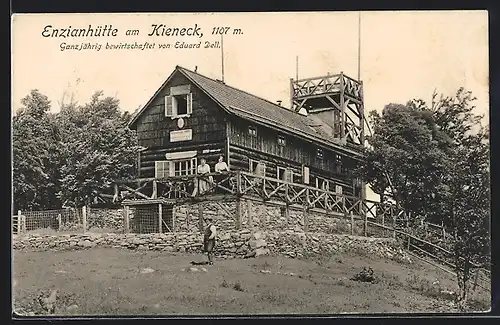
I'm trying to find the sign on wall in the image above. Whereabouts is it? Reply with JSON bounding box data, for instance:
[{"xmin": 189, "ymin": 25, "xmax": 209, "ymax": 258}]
[{"xmin": 170, "ymin": 129, "xmax": 193, "ymax": 142}]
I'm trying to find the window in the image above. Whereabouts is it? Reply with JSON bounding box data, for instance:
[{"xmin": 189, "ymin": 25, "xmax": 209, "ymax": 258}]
[
  {"xmin": 248, "ymin": 126, "xmax": 257, "ymax": 137},
  {"xmin": 278, "ymin": 135, "xmax": 286, "ymax": 146},
  {"xmin": 155, "ymin": 158, "xmax": 197, "ymax": 178},
  {"xmin": 249, "ymin": 159, "xmax": 266, "ymax": 176},
  {"xmin": 335, "ymin": 154, "xmax": 342, "ymax": 174},
  {"xmin": 165, "ymin": 92, "xmax": 193, "ymax": 118},
  {"xmin": 316, "ymin": 148, "xmax": 324, "ymax": 159},
  {"xmin": 155, "ymin": 161, "xmax": 170, "ymax": 178},
  {"xmin": 335, "ymin": 184, "xmax": 343, "ymax": 194},
  {"xmin": 315, "ymin": 177, "xmax": 329, "ymax": 191},
  {"xmin": 171, "ymin": 158, "xmax": 197, "ymax": 176}
]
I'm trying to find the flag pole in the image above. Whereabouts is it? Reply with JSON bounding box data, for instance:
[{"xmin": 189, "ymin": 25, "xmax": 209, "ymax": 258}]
[
  {"xmin": 357, "ymin": 11, "xmax": 361, "ymax": 82},
  {"xmin": 221, "ymin": 34, "xmax": 225, "ymax": 82}
]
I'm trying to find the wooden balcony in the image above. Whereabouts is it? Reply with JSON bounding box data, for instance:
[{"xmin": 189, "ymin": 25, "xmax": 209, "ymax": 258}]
[{"xmin": 96, "ymin": 171, "xmax": 402, "ymax": 221}]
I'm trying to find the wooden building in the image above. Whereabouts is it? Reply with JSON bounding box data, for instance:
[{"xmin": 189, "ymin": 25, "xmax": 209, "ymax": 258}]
[{"xmin": 127, "ymin": 65, "xmax": 366, "ymax": 200}]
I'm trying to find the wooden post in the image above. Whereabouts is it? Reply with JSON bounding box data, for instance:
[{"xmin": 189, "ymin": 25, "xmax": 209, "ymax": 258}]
[
  {"xmin": 381, "ymin": 213, "xmax": 385, "ymax": 237},
  {"xmin": 21, "ymin": 215, "xmax": 26, "ymax": 234},
  {"xmin": 235, "ymin": 199, "xmax": 242, "ymax": 229},
  {"xmin": 113, "ymin": 183, "xmax": 119, "ymax": 203},
  {"xmin": 350, "ymin": 211, "xmax": 354, "ymax": 236},
  {"xmin": 280, "ymin": 206, "xmax": 290, "ymax": 225},
  {"xmin": 172, "ymin": 207, "xmax": 176, "ymax": 233},
  {"xmin": 303, "ymin": 206, "xmax": 309, "ymax": 232},
  {"xmin": 17, "ymin": 210, "xmax": 22, "ymax": 234},
  {"xmin": 340, "ymin": 71, "xmax": 345, "ymax": 141},
  {"xmin": 247, "ymin": 200, "xmax": 253, "ymax": 228},
  {"xmin": 198, "ymin": 203, "xmax": 204, "ymax": 232},
  {"xmin": 152, "ymin": 180, "xmax": 158, "ymax": 199},
  {"xmin": 123, "ymin": 206, "xmax": 130, "ymax": 233},
  {"xmin": 236, "ymin": 170, "xmax": 242, "ymax": 195},
  {"xmin": 57, "ymin": 214, "xmax": 62, "ymax": 231},
  {"xmin": 392, "ymin": 216, "xmax": 396, "ymax": 239},
  {"xmin": 363, "ymin": 205, "xmax": 368, "ymax": 237},
  {"xmin": 82, "ymin": 206, "xmax": 87, "ymax": 233},
  {"xmin": 158, "ymin": 204, "xmax": 163, "ymax": 233}
]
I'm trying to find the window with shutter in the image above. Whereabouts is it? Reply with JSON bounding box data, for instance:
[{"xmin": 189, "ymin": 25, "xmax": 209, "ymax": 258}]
[
  {"xmin": 187, "ymin": 93, "xmax": 193, "ymax": 115},
  {"xmin": 165, "ymin": 96, "xmax": 174, "ymax": 117},
  {"xmin": 303, "ymin": 166, "xmax": 310, "ymax": 184}
]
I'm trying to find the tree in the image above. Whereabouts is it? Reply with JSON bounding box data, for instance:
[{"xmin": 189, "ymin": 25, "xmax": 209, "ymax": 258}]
[
  {"xmin": 12, "ymin": 89, "xmax": 139, "ymax": 210},
  {"xmin": 361, "ymin": 102, "xmax": 452, "ymax": 225},
  {"xmin": 362, "ymin": 88, "xmax": 490, "ymax": 305},
  {"xmin": 12, "ymin": 90, "xmax": 61, "ymax": 211},
  {"xmin": 57, "ymin": 91, "xmax": 138, "ymax": 207}
]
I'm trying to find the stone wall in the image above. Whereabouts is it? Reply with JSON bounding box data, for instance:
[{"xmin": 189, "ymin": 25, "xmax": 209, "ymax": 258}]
[
  {"xmin": 76, "ymin": 201, "xmax": 374, "ymax": 247},
  {"xmin": 12, "ymin": 229, "xmax": 412, "ymax": 264},
  {"xmin": 172, "ymin": 201, "xmax": 365, "ymax": 236},
  {"xmin": 87, "ymin": 208, "xmax": 124, "ymax": 232}
]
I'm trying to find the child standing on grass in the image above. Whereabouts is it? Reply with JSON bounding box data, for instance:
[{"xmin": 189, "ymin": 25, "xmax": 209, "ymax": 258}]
[{"xmin": 203, "ymin": 216, "xmax": 217, "ymax": 265}]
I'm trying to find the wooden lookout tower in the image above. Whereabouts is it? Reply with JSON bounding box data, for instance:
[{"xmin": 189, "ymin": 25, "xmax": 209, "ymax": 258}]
[{"xmin": 290, "ymin": 73, "xmax": 365, "ymax": 148}]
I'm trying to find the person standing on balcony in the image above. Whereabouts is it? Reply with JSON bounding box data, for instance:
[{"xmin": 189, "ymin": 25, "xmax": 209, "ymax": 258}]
[
  {"xmin": 203, "ymin": 216, "xmax": 217, "ymax": 265},
  {"xmin": 192, "ymin": 158, "xmax": 211, "ymax": 196},
  {"xmin": 214, "ymin": 155, "xmax": 229, "ymax": 194}
]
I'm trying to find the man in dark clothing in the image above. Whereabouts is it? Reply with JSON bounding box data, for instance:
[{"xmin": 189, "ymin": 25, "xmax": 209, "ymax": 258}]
[{"xmin": 203, "ymin": 216, "xmax": 216, "ymax": 265}]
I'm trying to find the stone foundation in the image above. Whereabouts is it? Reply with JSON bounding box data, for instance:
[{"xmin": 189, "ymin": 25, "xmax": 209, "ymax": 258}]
[{"xmin": 12, "ymin": 229, "xmax": 412, "ymax": 265}]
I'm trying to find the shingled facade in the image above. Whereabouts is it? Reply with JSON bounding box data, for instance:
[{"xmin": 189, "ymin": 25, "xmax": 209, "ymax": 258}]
[{"xmin": 128, "ymin": 66, "xmax": 365, "ymax": 198}]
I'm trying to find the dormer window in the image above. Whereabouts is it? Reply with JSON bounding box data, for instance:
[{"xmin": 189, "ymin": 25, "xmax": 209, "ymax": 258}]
[
  {"xmin": 316, "ymin": 148, "xmax": 324, "ymax": 159},
  {"xmin": 278, "ymin": 135, "xmax": 286, "ymax": 146},
  {"xmin": 165, "ymin": 85, "xmax": 193, "ymax": 118},
  {"xmin": 248, "ymin": 126, "xmax": 257, "ymax": 137}
]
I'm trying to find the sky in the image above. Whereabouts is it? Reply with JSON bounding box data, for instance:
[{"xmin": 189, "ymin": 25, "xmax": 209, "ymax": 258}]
[
  {"xmin": 12, "ymin": 11, "xmax": 489, "ymax": 121},
  {"xmin": 11, "ymin": 11, "xmax": 489, "ymax": 201}
]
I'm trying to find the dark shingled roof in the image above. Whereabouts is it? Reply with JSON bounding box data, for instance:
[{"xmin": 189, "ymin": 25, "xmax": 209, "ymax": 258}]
[{"xmin": 177, "ymin": 66, "xmax": 344, "ymax": 148}]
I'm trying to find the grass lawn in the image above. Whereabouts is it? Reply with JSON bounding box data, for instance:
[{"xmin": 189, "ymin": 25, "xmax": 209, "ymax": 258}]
[{"xmin": 12, "ymin": 248, "xmax": 490, "ymax": 316}]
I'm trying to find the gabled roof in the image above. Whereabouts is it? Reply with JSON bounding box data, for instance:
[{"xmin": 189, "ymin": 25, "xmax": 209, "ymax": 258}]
[{"xmin": 129, "ymin": 65, "xmax": 363, "ymax": 157}]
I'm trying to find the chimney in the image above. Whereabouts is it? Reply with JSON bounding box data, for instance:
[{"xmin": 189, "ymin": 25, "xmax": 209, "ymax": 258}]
[
  {"xmin": 277, "ymin": 100, "xmax": 282, "ymax": 106},
  {"xmin": 194, "ymin": 66, "xmax": 198, "ymax": 73}
]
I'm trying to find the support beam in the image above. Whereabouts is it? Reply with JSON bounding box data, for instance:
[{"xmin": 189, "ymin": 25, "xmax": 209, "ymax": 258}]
[
  {"xmin": 158, "ymin": 203, "xmax": 163, "ymax": 233},
  {"xmin": 123, "ymin": 206, "xmax": 130, "ymax": 233},
  {"xmin": 235, "ymin": 199, "xmax": 242, "ymax": 229},
  {"xmin": 152, "ymin": 180, "xmax": 158, "ymax": 199},
  {"xmin": 82, "ymin": 206, "xmax": 87, "ymax": 233},
  {"xmin": 340, "ymin": 72, "xmax": 346, "ymax": 141},
  {"xmin": 303, "ymin": 206, "xmax": 309, "ymax": 232},
  {"xmin": 198, "ymin": 203, "xmax": 204, "ymax": 233},
  {"xmin": 247, "ymin": 199, "xmax": 253, "ymax": 228},
  {"xmin": 359, "ymin": 81, "xmax": 365, "ymax": 146}
]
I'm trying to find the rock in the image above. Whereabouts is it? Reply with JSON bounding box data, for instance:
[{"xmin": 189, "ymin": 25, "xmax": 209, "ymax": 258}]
[
  {"xmin": 201, "ymin": 267, "xmax": 208, "ymax": 272},
  {"xmin": 253, "ymin": 231, "xmax": 263, "ymax": 240},
  {"xmin": 245, "ymin": 251, "xmax": 256, "ymax": 258},
  {"xmin": 240, "ymin": 234, "xmax": 251, "ymax": 240},
  {"xmin": 255, "ymin": 248, "xmax": 270, "ymax": 257},
  {"xmin": 260, "ymin": 270, "xmax": 272, "ymax": 274},
  {"xmin": 187, "ymin": 267, "xmax": 199, "ymax": 272},
  {"xmin": 140, "ymin": 268, "xmax": 155, "ymax": 274},
  {"xmin": 66, "ymin": 305, "xmax": 79, "ymax": 313}
]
